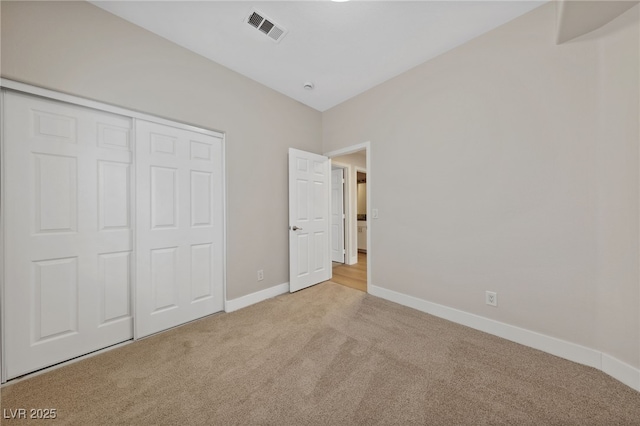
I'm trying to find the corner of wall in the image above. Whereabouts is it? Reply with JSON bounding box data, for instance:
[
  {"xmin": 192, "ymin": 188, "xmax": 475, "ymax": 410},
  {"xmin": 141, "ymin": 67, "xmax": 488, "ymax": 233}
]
[
  {"xmin": 225, "ymin": 282, "xmax": 289, "ymax": 313},
  {"xmin": 370, "ymin": 284, "xmax": 640, "ymax": 392}
]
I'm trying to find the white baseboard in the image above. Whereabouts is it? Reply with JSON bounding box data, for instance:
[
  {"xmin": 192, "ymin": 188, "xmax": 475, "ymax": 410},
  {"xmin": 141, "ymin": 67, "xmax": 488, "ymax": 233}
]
[
  {"xmin": 369, "ymin": 285, "xmax": 640, "ymax": 392},
  {"xmin": 602, "ymin": 353, "xmax": 640, "ymax": 391},
  {"xmin": 225, "ymin": 282, "xmax": 289, "ymax": 313}
]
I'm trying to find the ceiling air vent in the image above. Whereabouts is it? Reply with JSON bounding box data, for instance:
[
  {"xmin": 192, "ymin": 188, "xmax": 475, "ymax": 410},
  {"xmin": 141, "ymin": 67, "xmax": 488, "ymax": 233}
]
[{"xmin": 246, "ymin": 9, "xmax": 288, "ymax": 43}]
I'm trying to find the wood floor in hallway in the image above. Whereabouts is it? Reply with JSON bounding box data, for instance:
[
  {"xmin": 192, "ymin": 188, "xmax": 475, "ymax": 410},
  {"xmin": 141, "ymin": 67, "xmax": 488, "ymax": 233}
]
[{"xmin": 331, "ymin": 252, "xmax": 367, "ymax": 292}]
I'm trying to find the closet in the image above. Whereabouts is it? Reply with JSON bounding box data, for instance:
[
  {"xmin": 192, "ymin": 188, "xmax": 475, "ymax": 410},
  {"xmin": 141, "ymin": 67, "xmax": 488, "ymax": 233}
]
[{"xmin": 1, "ymin": 87, "xmax": 225, "ymax": 381}]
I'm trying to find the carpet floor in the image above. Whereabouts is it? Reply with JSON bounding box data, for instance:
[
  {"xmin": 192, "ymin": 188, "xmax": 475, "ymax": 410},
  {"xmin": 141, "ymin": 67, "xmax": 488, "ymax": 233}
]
[{"xmin": 2, "ymin": 282, "xmax": 640, "ymax": 425}]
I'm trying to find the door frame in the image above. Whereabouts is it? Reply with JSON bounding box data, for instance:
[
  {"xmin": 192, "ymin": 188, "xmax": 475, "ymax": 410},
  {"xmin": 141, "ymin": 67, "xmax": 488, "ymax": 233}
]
[
  {"xmin": 0, "ymin": 79, "xmax": 228, "ymax": 383},
  {"xmin": 331, "ymin": 162, "xmax": 350, "ymax": 264},
  {"xmin": 0, "ymin": 89, "xmax": 5, "ymax": 382},
  {"xmin": 324, "ymin": 142, "xmax": 372, "ymax": 291}
]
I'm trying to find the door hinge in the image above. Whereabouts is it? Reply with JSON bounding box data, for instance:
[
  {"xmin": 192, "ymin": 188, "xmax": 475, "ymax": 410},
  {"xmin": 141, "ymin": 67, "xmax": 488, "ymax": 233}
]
[
  {"xmin": 343, "ymin": 249, "xmax": 346, "ymax": 254},
  {"xmin": 342, "ymin": 214, "xmax": 345, "ymax": 219}
]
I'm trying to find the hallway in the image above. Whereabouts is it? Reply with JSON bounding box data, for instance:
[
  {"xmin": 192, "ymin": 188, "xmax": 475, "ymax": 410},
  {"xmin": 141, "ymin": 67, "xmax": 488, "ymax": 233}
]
[{"xmin": 330, "ymin": 253, "xmax": 367, "ymax": 292}]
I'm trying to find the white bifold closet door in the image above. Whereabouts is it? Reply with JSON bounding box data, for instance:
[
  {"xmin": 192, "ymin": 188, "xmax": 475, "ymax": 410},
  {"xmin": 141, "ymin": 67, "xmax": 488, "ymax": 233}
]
[
  {"xmin": 3, "ymin": 90, "xmax": 225, "ymax": 381},
  {"xmin": 3, "ymin": 92, "xmax": 134, "ymax": 380},
  {"xmin": 134, "ymin": 120, "xmax": 224, "ymax": 339}
]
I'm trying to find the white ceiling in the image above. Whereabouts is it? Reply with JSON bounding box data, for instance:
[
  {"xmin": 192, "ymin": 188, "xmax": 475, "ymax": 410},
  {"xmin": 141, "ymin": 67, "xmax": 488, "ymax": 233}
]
[{"xmin": 92, "ymin": 1, "xmax": 545, "ymax": 112}]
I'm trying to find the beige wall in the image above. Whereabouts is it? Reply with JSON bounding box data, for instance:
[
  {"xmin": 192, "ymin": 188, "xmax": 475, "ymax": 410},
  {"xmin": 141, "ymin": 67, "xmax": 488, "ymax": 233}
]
[
  {"xmin": 333, "ymin": 153, "xmax": 367, "ymax": 170},
  {"xmin": 590, "ymin": 6, "xmax": 640, "ymax": 368},
  {"xmin": 0, "ymin": 1, "xmax": 323, "ymax": 300},
  {"xmin": 323, "ymin": 3, "xmax": 640, "ymax": 368}
]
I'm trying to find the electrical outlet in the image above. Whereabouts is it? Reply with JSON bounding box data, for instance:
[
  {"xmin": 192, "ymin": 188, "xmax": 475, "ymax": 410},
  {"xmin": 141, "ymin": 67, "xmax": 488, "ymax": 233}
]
[
  {"xmin": 257, "ymin": 269, "xmax": 264, "ymax": 281},
  {"xmin": 372, "ymin": 208, "xmax": 379, "ymax": 219},
  {"xmin": 486, "ymin": 291, "xmax": 497, "ymax": 307}
]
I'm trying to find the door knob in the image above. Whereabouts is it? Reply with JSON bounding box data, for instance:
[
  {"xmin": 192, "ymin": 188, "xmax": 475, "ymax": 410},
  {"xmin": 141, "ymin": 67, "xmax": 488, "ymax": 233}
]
[{"xmin": 290, "ymin": 226, "xmax": 303, "ymax": 231}]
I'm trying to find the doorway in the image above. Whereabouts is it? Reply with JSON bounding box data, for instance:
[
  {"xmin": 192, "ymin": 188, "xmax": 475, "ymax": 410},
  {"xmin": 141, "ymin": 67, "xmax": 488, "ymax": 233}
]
[
  {"xmin": 325, "ymin": 143, "xmax": 371, "ymax": 293},
  {"xmin": 331, "ymin": 165, "xmax": 347, "ymax": 264}
]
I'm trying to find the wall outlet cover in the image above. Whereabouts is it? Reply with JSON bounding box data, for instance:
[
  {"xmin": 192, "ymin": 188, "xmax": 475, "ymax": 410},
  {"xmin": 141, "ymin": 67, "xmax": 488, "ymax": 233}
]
[{"xmin": 486, "ymin": 291, "xmax": 497, "ymax": 307}]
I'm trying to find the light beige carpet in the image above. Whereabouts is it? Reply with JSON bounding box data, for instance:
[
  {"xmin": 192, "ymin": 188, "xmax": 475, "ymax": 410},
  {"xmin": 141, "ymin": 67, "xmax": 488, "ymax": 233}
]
[{"xmin": 2, "ymin": 282, "xmax": 640, "ymax": 425}]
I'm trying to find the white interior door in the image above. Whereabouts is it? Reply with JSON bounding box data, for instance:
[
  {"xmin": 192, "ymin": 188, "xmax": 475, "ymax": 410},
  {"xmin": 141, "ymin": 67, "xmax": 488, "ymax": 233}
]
[
  {"xmin": 289, "ymin": 148, "xmax": 331, "ymax": 292},
  {"xmin": 135, "ymin": 120, "xmax": 224, "ymax": 338},
  {"xmin": 331, "ymin": 168, "xmax": 346, "ymax": 263},
  {"xmin": 3, "ymin": 92, "xmax": 133, "ymax": 380}
]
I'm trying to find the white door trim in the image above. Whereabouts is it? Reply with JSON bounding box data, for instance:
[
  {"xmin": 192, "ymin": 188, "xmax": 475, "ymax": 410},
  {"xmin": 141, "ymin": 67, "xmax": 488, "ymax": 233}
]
[
  {"xmin": 324, "ymin": 142, "xmax": 372, "ymax": 291},
  {"xmin": 0, "ymin": 79, "xmax": 224, "ymax": 138},
  {"xmin": 0, "ymin": 90, "xmax": 6, "ymax": 382},
  {"xmin": 330, "ymin": 166, "xmax": 346, "ymax": 264},
  {"xmin": 331, "ymin": 161, "xmax": 353, "ymax": 264}
]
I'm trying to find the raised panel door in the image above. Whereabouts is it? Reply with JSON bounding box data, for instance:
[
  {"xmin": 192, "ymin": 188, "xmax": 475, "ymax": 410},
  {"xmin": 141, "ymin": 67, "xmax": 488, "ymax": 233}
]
[
  {"xmin": 135, "ymin": 120, "xmax": 224, "ymax": 338},
  {"xmin": 3, "ymin": 92, "xmax": 133, "ymax": 380},
  {"xmin": 288, "ymin": 148, "xmax": 331, "ymax": 292}
]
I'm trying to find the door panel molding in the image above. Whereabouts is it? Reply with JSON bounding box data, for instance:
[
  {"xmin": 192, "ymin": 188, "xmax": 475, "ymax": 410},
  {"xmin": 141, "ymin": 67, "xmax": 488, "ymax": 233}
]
[
  {"xmin": 135, "ymin": 120, "xmax": 224, "ymax": 339},
  {"xmin": 0, "ymin": 80, "xmax": 227, "ymax": 383},
  {"xmin": 289, "ymin": 148, "xmax": 331, "ymax": 292},
  {"xmin": 3, "ymin": 92, "xmax": 134, "ymax": 380}
]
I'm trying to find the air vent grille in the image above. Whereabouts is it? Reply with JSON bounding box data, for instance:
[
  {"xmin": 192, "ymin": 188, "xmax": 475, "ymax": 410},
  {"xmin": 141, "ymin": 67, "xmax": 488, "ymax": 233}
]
[
  {"xmin": 248, "ymin": 12, "xmax": 262, "ymax": 28},
  {"xmin": 267, "ymin": 27, "xmax": 284, "ymax": 41},
  {"xmin": 245, "ymin": 9, "xmax": 288, "ymax": 43},
  {"xmin": 259, "ymin": 20, "xmax": 274, "ymax": 34}
]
